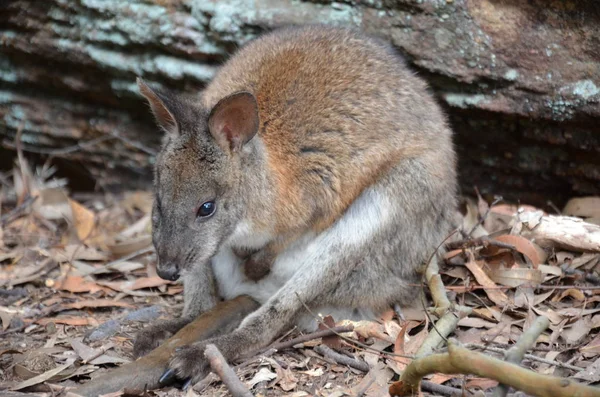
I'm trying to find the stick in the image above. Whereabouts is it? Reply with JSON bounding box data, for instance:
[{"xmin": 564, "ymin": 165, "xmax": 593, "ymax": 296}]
[
  {"xmin": 314, "ymin": 345, "xmax": 370, "ymax": 372},
  {"xmin": 445, "ymin": 236, "xmax": 515, "ymax": 252},
  {"xmin": 421, "ymin": 380, "xmax": 472, "ymax": 396},
  {"xmin": 0, "ymin": 195, "xmax": 37, "ymax": 226},
  {"xmin": 204, "ymin": 344, "xmax": 254, "ymax": 397},
  {"xmin": 494, "ymin": 316, "xmax": 550, "ymax": 397},
  {"xmin": 239, "ymin": 325, "xmax": 354, "ymax": 360},
  {"xmin": 193, "ymin": 348, "xmax": 277, "ymax": 393},
  {"xmin": 389, "ymin": 340, "xmax": 600, "ymax": 397},
  {"xmin": 463, "ymin": 344, "xmax": 583, "ymax": 372}
]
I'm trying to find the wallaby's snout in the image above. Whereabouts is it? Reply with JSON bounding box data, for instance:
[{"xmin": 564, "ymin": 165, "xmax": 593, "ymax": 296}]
[{"xmin": 156, "ymin": 260, "xmax": 180, "ymax": 281}]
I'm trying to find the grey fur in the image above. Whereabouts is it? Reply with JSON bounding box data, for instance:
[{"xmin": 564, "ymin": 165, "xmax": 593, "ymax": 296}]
[{"xmin": 136, "ymin": 25, "xmax": 458, "ymax": 383}]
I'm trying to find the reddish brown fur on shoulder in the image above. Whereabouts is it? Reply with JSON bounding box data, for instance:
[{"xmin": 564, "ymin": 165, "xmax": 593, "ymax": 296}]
[{"xmin": 202, "ymin": 26, "xmax": 451, "ymax": 238}]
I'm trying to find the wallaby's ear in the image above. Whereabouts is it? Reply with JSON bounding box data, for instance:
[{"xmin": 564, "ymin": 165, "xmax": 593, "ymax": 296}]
[
  {"xmin": 208, "ymin": 92, "xmax": 259, "ymax": 153},
  {"xmin": 137, "ymin": 77, "xmax": 179, "ymax": 135}
]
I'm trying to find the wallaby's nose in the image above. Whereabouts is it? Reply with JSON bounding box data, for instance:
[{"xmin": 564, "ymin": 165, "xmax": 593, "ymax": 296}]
[{"xmin": 157, "ymin": 264, "xmax": 180, "ymax": 281}]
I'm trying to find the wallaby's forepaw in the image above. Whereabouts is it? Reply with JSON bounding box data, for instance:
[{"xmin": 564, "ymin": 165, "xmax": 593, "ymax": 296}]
[{"xmin": 166, "ymin": 342, "xmax": 212, "ymax": 387}]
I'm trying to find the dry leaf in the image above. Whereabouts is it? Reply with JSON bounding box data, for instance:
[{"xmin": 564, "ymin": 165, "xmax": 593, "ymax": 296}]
[
  {"xmin": 277, "ymin": 367, "xmax": 298, "ymax": 391},
  {"xmin": 457, "ymin": 317, "xmax": 497, "ymax": 328},
  {"xmin": 108, "ymin": 235, "xmax": 152, "ymax": 256},
  {"xmin": 10, "ymin": 358, "xmax": 75, "ymax": 390},
  {"xmin": 573, "ymin": 356, "xmax": 600, "ymax": 382},
  {"xmin": 461, "ymin": 197, "xmax": 488, "ymax": 238},
  {"xmin": 464, "ymin": 252, "xmax": 511, "ymax": 307},
  {"xmin": 47, "ymin": 245, "xmax": 108, "ymax": 262},
  {"xmin": 563, "ymin": 317, "xmax": 593, "ymax": 345},
  {"xmin": 54, "ymin": 276, "xmax": 104, "ymax": 294},
  {"xmin": 298, "ymin": 367, "xmax": 324, "ymax": 377},
  {"xmin": 493, "ymin": 234, "xmax": 548, "ymax": 267},
  {"xmin": 429, "ymin": 373, "xmax": 454, "ymax": 385},
  {"xmin": 466, "ymin": 377, "xmax": 499, "ymax": 390},
  {"xmin": 488, "ymin": 267, "xmax": 544, "ymax": 288},
  {"xmin": 553, "ymin": 288, "xmax": 586, "ymax": 302},
  {"xmin": 531, "ymin": 307, "xmax": 563, "ymax": 325},
  {"xmin": 318, "ymin": 315, "xmax": 342, "ymax": 349},
  {"xmin": 69, "ymin": 199, "xmax": 96, "ymax": 241},
  {"xmin": 581, "ymin": 333, "xmax": 600, "ymax": 355},
  {"xmin": 247, "ymin": 367, "xmax": 278, "ymax": 388}
]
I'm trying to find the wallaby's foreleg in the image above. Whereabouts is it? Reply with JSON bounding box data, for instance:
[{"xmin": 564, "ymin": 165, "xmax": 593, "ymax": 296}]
[
  {"xmin": 71, "ymin": 295, "xmax": 259, "ymax": 397},
  {"xmin": 134, "ymin": 265, "xmax": 218, "ymax": 358}
]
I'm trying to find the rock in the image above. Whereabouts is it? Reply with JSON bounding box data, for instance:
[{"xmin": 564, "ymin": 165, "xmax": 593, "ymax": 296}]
[{"xmin": 0, "ymin": 0, "xmax": 598, "ymax": 206}]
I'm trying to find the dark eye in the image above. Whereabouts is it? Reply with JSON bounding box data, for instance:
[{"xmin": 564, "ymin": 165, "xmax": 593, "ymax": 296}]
[{"xmin": 197, "ymin": 201, "xmax": 216, "ymax": 218}]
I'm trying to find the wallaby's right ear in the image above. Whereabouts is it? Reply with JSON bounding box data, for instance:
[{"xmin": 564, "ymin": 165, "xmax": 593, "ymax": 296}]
[{"xmin": 137, "ymin": 77, "xmax": 179, "ymax": 136}]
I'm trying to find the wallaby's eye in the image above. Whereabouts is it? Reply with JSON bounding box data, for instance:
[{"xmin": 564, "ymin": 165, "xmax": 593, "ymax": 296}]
[{"xmin": 197, "ymin": 201, "xmax": 216, "ymax": 218}]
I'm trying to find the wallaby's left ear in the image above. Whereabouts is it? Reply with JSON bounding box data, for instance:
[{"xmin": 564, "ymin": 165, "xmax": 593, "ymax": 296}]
[
  {"xmin": 208, "ymin": 92, "xmax": 259, "ymax": 153},
  {"xmin": 137, "ymin": 77, "xmax": 180, "ymax": 136}
]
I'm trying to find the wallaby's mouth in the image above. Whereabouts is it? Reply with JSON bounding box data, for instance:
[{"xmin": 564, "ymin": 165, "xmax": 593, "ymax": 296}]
[{"xmin": 157, "ymin": 265, "xmax": 180, "ymax": 281}]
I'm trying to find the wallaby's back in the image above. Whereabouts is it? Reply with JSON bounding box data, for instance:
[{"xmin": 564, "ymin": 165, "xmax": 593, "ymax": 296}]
[{"xmin": 201, "ymin": 26, "xmax": 456, "ymax": 235}]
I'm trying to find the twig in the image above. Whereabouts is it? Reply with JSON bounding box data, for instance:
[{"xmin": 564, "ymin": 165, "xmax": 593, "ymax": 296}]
[
  {"xmin": 445, "ymin": 284, "xmax": 600, "ymax": 291},
  {"xmin": 314, "ymin": 345, "xmax": 369, "ymax": 372},
  {"xmin": 240, "ymin": 325, "xmax": 354, "ymax": 360},
  {"xmin": 415, "ymin": 306, "xmax": 470, "ymax": 358},
  {"xmin": 561, "ymin": 264, "xmax": 600, "ymax": 285},
  {"xmin": 418, "ymin": 232, "xmax": 472, "ymax": 357},
  {"xmin": 0, "ymin": 195, "xmax": 37, "ymax": 227},
  {"xmin": 270, "ymin": 325, "xmax": 353, "ymax": 351},
  {"xmin": 194, "ymin": 349, "xmax": 277, "ymax": 393},
  {"xmin": 110, "ymin": 131, "xmax": 158, "ymax": 156},
  {"xmin": 463, "ymin": 344, "xmax": 584, "ymax": 372},
  {"xmin": 421, "ymin": 380, "xmax": 472, "ymax": 396},
  {"xmin": 82, "ymin": 342, "xmax": 115, "ymax": 364},
  {"xmin": 204, "ymin": 344, "xmax": 254, "ymax": 397},
  {"xmin": 445, "ymin": 235, "xmax": 516, "ymax": 252},
  {"xmin": 389, "ymin": 340, "xmax": 599, "ymax": 397},
  {"xmin": 494, "ymin": 316, "xmax": 550, "ymax": 397},
  {"xmin": 3, "ymin": 135, "xmax": 116, "ymax": 156}
]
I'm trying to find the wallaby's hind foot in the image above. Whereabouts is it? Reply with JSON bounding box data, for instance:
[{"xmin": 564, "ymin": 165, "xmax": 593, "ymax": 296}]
[{"xmin": 70, "ymin": 296, "xmax": 259, "ymax": 397}]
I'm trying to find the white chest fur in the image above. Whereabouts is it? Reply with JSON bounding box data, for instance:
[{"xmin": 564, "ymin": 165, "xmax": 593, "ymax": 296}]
[{"xmin": 211, "ymin": 232, "xmax": 315, "ymax": 305}]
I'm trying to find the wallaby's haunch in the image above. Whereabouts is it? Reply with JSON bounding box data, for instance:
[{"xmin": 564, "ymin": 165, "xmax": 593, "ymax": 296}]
[{"xmin": 75, "ymin": 25, "xmax": 458, "ymax": 394}]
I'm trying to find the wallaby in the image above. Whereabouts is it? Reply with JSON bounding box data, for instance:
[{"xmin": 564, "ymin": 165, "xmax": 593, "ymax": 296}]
[{"xmin": 75, "ymin": 25, "xmax": 458, "ymax": 394}]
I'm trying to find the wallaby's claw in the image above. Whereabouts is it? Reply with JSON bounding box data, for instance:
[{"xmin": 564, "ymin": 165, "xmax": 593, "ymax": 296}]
[
  {"xmin": 182, "ymin": 378, "xmax": 193, "ymax": 390},
  {"xmin": 159, "ymin": 368, "xmax": 177, "ymax": 385}
]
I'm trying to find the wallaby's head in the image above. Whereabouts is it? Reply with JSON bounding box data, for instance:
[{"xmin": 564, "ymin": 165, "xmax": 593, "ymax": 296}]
[{"xmin": 137, "ymin": 78, "xmax": 260, "ymax": 281}]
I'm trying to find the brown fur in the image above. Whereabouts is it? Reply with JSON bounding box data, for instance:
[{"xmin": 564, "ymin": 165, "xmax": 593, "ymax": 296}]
[{"xmin": 201, "ymin": 27, "xmax": 433, "ymax": 237}]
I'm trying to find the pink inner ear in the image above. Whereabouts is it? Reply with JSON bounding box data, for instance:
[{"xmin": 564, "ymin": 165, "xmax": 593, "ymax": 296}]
[{"xmin": 208, "ymin": 91, "xmax": 259, "ymax": 152}]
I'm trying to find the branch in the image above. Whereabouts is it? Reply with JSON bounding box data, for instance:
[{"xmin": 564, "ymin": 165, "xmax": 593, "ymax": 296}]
[
  {"xmin": 390, "ymin": 341, "xmax": 600, "ymax": 397},
  {"xmin": 463, "ymin": 344, "xmax": 584, "ymax": 372},
  {"xmin": 314, "ymin": 345, "xmax": 370, "ymax": 372},
  {"xmin": 204, "ymin": 344, "xmax": 254, "ymax": 397},
  {"xmin": 494, "ymin": 316, "xmax": 550, "ymax": 397}
]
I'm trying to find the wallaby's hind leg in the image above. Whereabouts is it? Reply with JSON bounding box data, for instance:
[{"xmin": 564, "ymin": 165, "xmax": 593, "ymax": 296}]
[{"xmin": 71, "ymin": 295, "xmax": 259, "ymax": 397}]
